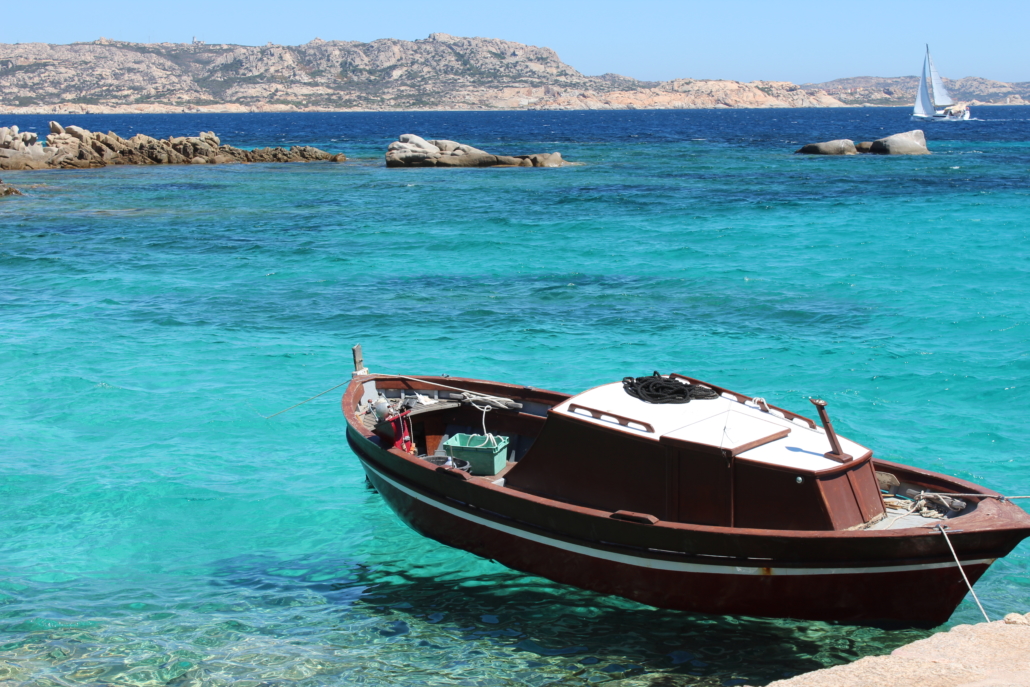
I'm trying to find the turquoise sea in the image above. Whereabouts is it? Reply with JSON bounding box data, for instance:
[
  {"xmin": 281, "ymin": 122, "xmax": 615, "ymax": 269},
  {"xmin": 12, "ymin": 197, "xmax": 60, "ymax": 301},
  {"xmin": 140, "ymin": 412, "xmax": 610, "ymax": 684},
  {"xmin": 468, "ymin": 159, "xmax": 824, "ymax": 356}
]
[{"xmin": 1, "ymin": 107, "xmax": 1029, "ymax": 686}]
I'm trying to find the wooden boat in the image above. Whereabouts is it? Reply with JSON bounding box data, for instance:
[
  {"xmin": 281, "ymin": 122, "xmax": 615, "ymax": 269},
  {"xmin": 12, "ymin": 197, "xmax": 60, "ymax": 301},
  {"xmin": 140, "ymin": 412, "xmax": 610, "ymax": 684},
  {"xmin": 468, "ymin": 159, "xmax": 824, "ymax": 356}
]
[{"xmin": 342, "ymin": 359, "xmax": 1030, "ymax": 626}]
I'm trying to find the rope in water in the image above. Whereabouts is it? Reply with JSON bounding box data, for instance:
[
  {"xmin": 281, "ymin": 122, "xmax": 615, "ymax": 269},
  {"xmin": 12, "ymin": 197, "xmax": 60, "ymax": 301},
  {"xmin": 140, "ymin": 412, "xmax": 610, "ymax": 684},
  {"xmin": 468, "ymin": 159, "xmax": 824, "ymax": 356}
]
[
  {"xmin": 937, "ymin": 525, "xmax": 991, "ymax": 623},
  {"xmin": 623, "ymin": 372, "xmax": 720, "ymax": 404}
]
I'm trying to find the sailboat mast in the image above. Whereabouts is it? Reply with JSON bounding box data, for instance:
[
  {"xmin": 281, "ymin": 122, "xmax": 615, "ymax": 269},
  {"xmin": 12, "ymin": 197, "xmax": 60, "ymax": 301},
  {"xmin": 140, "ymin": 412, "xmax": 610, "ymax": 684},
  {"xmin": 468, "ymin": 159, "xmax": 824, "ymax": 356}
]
[{"xmin": 925, "ymin": 45, "xmax": 933, "ymax": 107}]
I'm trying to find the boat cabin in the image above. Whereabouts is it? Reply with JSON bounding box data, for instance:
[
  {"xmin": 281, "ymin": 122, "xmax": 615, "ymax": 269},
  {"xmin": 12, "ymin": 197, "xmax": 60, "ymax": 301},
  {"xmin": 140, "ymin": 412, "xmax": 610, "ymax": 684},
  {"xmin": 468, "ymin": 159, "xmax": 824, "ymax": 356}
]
[
  {"xmin": 359, "ymin": 374, "xmax": 887, "ymax": 532},
  {"xmin": 504, "ymin": 377, "xmax": 884, "ymax": 531}
]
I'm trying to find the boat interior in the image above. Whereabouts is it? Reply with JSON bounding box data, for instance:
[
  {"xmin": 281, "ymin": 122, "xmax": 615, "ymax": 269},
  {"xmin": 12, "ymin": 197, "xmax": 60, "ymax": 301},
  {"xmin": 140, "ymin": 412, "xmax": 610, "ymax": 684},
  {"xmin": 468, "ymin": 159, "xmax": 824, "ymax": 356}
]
[{"xmin": 352, "ymin": 374, "xmax": 980, "ymax": 533}]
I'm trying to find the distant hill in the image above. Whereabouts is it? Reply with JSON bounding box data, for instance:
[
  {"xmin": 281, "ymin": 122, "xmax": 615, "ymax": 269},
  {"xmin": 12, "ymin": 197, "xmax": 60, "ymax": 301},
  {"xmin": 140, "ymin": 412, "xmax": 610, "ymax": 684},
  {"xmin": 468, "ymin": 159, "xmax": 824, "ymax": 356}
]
[
  {"xmin": 0, "ymin": 35, "xmax": 1024, "ymax": 114},
  {"xmin": 804, "ymin": 76, "xmax": 1030, "ymax": 106},
  {"xmin": 0, "ymin": 34, "xmax": 846, "ymax": 113}
]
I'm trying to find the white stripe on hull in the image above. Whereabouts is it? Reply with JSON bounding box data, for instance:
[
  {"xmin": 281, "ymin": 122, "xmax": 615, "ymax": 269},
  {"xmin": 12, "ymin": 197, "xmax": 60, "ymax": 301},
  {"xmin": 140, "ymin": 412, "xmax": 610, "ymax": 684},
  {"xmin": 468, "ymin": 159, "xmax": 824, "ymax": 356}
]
[{"xmin": 362, "ymin": 459, "xmax": 995, "ymax": 577}]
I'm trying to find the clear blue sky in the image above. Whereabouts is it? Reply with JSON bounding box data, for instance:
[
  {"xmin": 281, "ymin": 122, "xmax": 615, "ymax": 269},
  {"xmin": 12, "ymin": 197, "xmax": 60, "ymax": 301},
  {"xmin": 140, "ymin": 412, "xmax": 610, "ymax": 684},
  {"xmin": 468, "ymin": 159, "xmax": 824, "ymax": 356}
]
[{"xmin": 2, "ymin": 0, "xmax": 1027, "ymax": 84}]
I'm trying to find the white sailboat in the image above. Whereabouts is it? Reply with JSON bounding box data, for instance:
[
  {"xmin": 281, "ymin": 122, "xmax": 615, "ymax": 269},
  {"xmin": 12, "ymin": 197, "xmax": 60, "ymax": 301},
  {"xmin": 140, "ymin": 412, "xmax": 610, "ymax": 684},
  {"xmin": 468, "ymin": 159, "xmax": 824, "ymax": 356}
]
[{"xmin": 912, "ymin": 45, "xmax": 970, "ymax": 121}]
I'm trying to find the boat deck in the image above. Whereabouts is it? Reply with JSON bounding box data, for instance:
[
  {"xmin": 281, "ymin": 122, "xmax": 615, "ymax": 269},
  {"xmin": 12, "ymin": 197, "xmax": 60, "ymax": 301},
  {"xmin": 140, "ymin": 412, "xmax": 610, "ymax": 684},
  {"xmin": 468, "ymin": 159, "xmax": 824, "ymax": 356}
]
[{"xmin": 552, "ymin": 381, "xmax": 870, "ymax": 472}]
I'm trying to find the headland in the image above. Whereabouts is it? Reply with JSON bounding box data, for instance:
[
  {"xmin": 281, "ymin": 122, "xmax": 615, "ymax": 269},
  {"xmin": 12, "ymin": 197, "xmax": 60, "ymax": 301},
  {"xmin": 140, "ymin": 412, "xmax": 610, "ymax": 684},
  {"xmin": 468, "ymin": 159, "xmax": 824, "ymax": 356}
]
[{"xmin": 2, "ymin": 34, "xmax": 1025, "ymax": 114}]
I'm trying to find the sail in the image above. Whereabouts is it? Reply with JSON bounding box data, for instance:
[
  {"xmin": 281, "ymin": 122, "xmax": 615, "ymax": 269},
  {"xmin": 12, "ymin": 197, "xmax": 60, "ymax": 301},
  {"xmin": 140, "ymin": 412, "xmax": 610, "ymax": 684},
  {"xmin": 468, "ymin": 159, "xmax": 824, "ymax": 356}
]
[
  {"xmin": 926, "ymin": 47, "xmax": 955, "ymax": 107},
  {"xmin": 913, "ymin": 54, "xmax": 934, "ymax": 117}
]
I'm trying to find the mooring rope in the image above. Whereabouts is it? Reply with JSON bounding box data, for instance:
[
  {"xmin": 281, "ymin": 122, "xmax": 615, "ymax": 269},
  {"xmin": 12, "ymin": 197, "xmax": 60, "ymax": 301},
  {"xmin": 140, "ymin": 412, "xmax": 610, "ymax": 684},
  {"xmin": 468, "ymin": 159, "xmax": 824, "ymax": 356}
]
[
  {"xmin": 937, "ymin": 524, "xmax": 990, "ymax": 623},
  {"xmin": 258, "ymin": 379, "xmax": 350, "ymax": 419},
  {"xmin": 379, "ymin": 374, "xmax": 514, "ymax": 403},
  {"xmin": 260, "ymin": 373, "xmax": 518, "ymax": 420},
  {"xmin": 881, "ymin": 498, "xmax": 925, "ymax": 530},
  {"xmin": 623, "ymin": 372, "xmax": 720, "ymax": 404},
  {"xmin": 919, "ymin": 492, "xmax": 1030, "ymax": 501}
]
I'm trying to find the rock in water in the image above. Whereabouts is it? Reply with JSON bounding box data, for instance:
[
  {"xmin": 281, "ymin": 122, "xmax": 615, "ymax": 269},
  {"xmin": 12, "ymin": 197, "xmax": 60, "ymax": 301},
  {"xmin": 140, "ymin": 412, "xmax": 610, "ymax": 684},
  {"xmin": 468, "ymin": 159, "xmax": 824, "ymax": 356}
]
[
  {"xmin": 795, "ymin": 139, "xmax": 858, "ymax": 155},
  {"xmin": 0, "ymin": 122, "xmax": 347, "ymax": 171},
  {"xmin": 385, "ymin": 134, "xmax": 566, "ymax": 168},
  {"xmin": 869, "ymin": 130, "xmax": 930, "ymax": 155},
  {"xmin": 1, "ymin": 181, "xmax": 23, "ymax": 196}
]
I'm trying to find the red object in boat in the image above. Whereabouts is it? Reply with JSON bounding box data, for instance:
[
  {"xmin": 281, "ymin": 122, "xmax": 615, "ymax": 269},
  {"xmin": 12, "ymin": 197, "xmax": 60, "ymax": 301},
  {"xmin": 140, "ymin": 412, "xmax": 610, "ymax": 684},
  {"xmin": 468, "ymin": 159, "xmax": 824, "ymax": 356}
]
[
  {"xmin": 372, "ymin": 410, "xmax": 415, "ymax": 452},
  {"xmin": 343, "ymin": 372, "xmax": 1030, "ymax": 626}
]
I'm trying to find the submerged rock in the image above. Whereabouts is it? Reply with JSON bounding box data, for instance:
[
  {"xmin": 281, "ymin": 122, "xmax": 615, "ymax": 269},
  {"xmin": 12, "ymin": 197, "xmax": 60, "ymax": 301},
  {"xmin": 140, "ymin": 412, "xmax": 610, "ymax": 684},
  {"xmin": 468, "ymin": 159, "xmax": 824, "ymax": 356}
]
[
  {"xmin": 795, "ymin": 139, "xmax": 857, "ymax": 155},
  {"xmin": 386, "ymin": 134, "xmax": 566, "ymax": 168},
  {"xmin": 0, "ymin": 122, "xmax": 346, "ymax": 171},
  {"xmin": 0, "ymin": 180, "xmax": 23, "ymax": 196}
]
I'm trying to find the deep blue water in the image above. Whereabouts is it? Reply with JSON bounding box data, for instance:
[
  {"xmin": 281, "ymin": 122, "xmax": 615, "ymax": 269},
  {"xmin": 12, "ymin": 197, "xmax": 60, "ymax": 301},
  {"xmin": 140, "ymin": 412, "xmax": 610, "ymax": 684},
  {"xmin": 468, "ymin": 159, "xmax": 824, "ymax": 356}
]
[{"xmin": 1, "ymin": 107, "xmax": 1029, "ymax": 686}]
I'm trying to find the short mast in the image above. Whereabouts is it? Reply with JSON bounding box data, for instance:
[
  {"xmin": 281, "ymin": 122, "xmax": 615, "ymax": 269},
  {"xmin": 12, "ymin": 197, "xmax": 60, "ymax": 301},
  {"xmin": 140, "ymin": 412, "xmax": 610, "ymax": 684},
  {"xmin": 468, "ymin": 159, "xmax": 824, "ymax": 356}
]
[{"xmin": 809, "ymin": 399, "xmax": 853, "ymax": 462}]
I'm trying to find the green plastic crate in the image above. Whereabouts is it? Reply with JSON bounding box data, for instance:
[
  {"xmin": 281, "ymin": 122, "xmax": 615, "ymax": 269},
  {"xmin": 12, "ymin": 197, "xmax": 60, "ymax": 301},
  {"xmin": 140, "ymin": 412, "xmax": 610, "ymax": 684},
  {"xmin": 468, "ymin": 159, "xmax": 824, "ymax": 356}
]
[{"xmin": 443, "ymin": 434, "xmax": 509, "ymax": 476}]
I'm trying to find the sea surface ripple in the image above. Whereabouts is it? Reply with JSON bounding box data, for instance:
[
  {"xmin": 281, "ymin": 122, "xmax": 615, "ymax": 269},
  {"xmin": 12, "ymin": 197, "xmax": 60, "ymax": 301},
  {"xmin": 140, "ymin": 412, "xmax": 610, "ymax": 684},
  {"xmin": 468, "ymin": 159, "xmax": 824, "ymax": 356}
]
[{"xmin": 1, "ymin": 108, "xmax": 1029, "ymax": 686}]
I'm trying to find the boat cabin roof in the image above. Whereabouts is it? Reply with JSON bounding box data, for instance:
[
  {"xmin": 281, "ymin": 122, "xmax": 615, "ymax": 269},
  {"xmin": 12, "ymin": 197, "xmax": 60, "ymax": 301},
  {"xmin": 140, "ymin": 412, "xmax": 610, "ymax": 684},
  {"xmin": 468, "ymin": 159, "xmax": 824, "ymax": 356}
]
[{"xmin": 551, "ymin": 381, "xmax": 870, "ymax": 473}]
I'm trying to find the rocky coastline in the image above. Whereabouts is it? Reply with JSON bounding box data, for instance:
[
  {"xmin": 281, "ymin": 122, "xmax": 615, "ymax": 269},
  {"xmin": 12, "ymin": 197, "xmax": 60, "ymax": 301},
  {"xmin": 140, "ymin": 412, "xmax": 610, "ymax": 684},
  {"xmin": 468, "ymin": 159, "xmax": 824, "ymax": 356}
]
[
  {"xmin": 0, "ymin": 36, "xmax": 850, "ymax": 114},
  {"xmin": 0, "ymin": 122, "xmax": 344, "ymax": 171},
  {"xmin": 2, "ymin": 36, "xmax": 1027, "ymax": 115}
]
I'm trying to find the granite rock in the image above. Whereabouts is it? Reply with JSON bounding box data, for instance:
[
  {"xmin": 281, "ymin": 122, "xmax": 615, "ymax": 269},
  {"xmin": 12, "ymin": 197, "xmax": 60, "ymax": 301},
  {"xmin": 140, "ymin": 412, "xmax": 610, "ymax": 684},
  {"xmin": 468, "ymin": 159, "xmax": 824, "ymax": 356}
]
[
  {"xmin": 386, "ymin": 134, "xmax": 566, "ymax": 168},
  {"xmin": 795, "ymin": 139, "xmax": 858, "ymax": 155},
  {"xmin": 760, "ymin": 616, "xmax": 1030, "ymax": 687},
  {"xmin": 0, "ymin": 122, "xmax": 346, "ymax": 170},
  {"xmin": 869, "ymin": 130, "xmax": 930, "ymax": 155}
]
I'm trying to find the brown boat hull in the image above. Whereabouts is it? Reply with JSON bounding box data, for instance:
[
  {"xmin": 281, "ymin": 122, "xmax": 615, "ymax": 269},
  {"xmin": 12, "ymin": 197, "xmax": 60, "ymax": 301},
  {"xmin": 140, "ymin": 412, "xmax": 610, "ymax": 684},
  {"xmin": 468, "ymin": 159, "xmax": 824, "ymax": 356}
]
[{"xmin": 344, "ymin": 375, "xmax": 1030, "ymax": 626}]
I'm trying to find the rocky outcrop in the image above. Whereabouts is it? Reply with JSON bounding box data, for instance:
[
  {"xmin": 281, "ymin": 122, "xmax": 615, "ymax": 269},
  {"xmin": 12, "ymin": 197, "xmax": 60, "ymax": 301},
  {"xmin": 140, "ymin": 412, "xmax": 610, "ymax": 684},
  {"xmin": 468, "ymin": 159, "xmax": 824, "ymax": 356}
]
[
  {"xmin": 0, "ymin": 36, "xmax": 848, "ymax": 113},
  {"xmin": 796, "ymin": 130, "xmax": 928, "ymax": 156},
  {"xmin": 869, "ymin": 130, "xmax": 929, "ymax": 155},
  {"xmin": 0, "ymin": 180, "xmax": 22, "ymax": 196},
  {"xmin": 385, "ymin": 134, "xmax": 565, "ymax": 168},
  {"xmin": 0, "ymin": 125, "xmax": 50, "ymax": 169},
  {"xmin": 795, "ymin": 139, "xmax": 858, "ymax": 155},
  {"xmin": 760, "ymin": 614, "xmax": 1030, "ymax": 687},
  {"xmin": 0, "ymin": 122, "xmax": 345, "ymax": 170}
]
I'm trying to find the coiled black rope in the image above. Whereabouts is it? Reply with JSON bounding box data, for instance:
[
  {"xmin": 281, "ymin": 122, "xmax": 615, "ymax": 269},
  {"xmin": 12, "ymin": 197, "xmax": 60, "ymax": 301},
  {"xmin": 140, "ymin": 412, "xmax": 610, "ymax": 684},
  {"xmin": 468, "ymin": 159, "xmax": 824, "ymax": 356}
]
[{"xmin": 622, "ymin": 372, "xmax": 720, "ymax": 404}]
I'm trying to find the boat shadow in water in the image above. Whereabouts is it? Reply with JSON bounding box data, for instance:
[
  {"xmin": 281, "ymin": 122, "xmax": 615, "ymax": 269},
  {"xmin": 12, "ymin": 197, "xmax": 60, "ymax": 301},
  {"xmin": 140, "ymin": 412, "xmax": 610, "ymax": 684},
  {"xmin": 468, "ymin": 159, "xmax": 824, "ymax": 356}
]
[{"xmin": 350, "ymin": 564, "xmax": 933, "ymax": 686}]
